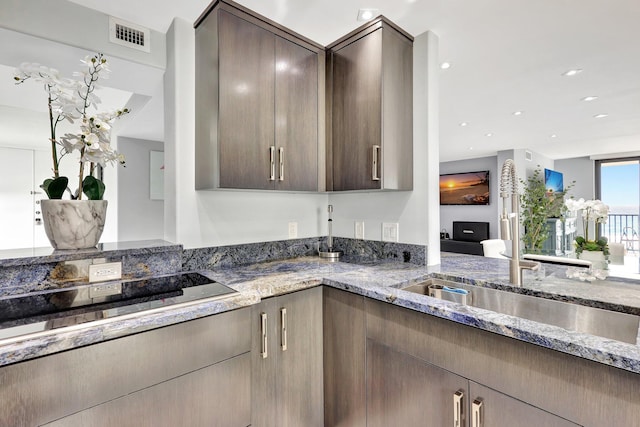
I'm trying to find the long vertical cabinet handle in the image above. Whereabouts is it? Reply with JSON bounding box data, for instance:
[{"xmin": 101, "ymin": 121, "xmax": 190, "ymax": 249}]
[
  {"xmin": 260, "ymin": 312, "xmax": 268, "ymax": 359},
  {"xmin": 471, "ymin": 398, "xmax": 483, "ymax": 427},
  {"xmin": 453, "ymin": 390, "xmax": 465, "ymax": 427},
  {"xmin": 372, "ymin": 145, "xmax": 381, "ymax": 181},
  {"xmin": 278, "ymin": 147, "xmax": 285, "ymax": 181},
  {"xmin": 280, "ymin": 307, "xmax": 287, "ymax": 351},
  {"xmin": 269, "ymin": 146, "xmax": 276, "ymax": 181}
]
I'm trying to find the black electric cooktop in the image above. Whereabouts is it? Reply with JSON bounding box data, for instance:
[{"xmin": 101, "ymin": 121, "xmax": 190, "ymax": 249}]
[{"xmin": 0, "ymin": 272, "xmax": 237, "ymax": 341}]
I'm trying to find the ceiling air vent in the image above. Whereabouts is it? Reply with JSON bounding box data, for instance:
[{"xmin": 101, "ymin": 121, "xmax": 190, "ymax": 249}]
[{"xmin": 109, "ymin": 17, "xmax": 151, "ymax": 53}]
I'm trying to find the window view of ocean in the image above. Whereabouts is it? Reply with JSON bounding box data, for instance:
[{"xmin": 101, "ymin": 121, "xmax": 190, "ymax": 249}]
[{"xmin": 600, "ymin": 161, "xmax": 639, "ymax": 252}]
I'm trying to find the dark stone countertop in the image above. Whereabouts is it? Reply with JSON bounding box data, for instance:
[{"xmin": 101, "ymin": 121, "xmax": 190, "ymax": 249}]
[{"xmin": 1, "ymin": 253, "xmax": 640, "ymax": 374}]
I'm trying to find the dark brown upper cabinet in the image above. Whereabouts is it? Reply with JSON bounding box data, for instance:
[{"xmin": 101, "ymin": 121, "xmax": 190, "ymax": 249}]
[
  {"xmin": 326, "ymin": 17, "xmax": 414, "ymax": 192},
  {"xmin": 195, "ymin": 2, "xmax": 413, "ymax": 193},
  {"xmin": 195, "ymin": 1, "xmax": 325, "ymax": 191}
]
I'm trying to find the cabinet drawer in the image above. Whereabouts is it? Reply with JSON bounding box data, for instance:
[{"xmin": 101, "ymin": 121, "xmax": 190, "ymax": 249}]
[
  {"xmin": 0, "ymin": 307, "xmax": 250, "ymax": 426},
  {"xmin": 43, "ymin": 353, "xmax": 251, "ymax": 427}
]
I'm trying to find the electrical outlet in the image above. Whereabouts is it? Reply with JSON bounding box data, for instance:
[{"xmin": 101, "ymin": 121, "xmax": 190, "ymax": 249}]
[
  {"xmin": 355, "ymin": 221, "xmax": 365, "ymax": 239},
  {"xmin": 89, "ymin": 282, "xmax": 122, "ymax": 298},
  {"xmin": 65, "ymin": 258, "xmax": 109, "ymax": 279},
  {"xmin": 89, "ymin": 261, "xmax": 122, "ymax": 283},
  {"xmin": 288, "ymin": 222, "xmax": 298, "ymax": 239},
  {"xmin": 382, "ymin": 223, "xmax": 399, "ymax": 242}
]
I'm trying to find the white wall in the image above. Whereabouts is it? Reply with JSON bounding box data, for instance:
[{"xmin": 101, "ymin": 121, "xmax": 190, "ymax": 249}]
[
  {"xmin": 555, "ymin": 157, "xmax": 595, "ymax": 201},
  {"xmin": 117, "ymin": 137, "xmax": 165, "ymax": 241},
  {"xmin": 497, "ymin": 148, "xmax": 554, "ymax": 184},
  {"xmin": 440, "ymin": 156, "xmax": 499, "ymax": 239},
  {"xmin": 0, "ymin": 0, "xmax": 165, "ymax": 69},
  {"xmin": 555, "ymin": 156, "xmax": 595, "ymax": 237}
]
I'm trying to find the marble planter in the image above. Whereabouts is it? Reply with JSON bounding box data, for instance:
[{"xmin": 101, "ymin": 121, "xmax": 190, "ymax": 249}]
[
  {"xmin": 41, "ymin": 200, "xmax": 108, "ymax": 250},
  {"xmin": 578, "ymin": 250, "xmax": 608, "ymax": 270}
]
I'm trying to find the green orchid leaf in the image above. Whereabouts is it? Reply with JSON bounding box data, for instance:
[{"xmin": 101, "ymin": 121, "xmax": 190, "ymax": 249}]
[
  {"xmin": 82, "ymin": 175, "xmax": 106, "ymax": 200},
  {"xmin": 40, "ymin": 176, "xmax": 68, "ymax": 199}
]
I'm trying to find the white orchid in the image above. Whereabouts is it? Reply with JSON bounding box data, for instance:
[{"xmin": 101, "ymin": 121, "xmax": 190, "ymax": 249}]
[
  {"xmin": 565, "ymin": 198, "xmax": 610, "ymax": 224},
  {"xmin": 14, "ymin": 53, "xmax": 128, "ymax": 200},
  {"xmin": 564, "ymin": 197, "xmax": 584, "ymax": 212},
  {"xmin": 565, "ymin": 198, "xmax": 610, "ymax": 253}
]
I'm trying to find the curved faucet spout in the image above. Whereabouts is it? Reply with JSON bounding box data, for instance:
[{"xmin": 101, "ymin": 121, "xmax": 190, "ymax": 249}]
[{"xmin": 499, "ymin": 159, "xmax": 525, "ymax": 285}]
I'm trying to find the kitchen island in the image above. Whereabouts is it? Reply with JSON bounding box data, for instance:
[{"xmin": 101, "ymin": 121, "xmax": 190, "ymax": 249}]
[
  {"xmin": 1, "ymin": 250, "xmax": 640, "ymax": 425},
  {"xmin": 3, "ymin": 252, "xmax": 639, "ymax": 372}
]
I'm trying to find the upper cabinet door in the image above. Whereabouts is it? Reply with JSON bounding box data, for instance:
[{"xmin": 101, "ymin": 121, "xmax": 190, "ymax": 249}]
[
  {"xmin": 274, "ymin": 37, "xmax": 319, "ymax": 192},
  {"xmin": 328, "ymin": 19, "xmax": 413, "ymax": 192},
  {"xmin": 330, "ymin": 29, "xmax": 383, "ymax": 191},
  {"xmin": 195, "ymin": 2, "xmax": 323, "ymax": 192},
  {"xmin": 218, "ymin": 10, "xmax": 275, "ymax": 189}
]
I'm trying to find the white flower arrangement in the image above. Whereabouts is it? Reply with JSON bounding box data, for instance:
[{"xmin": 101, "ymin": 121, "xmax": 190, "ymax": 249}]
[
  {"xmin": 564, "ymin": 198, "xmax": 611, "ymax": 254},
  {"xmin": 13, "ymin": 53, "xmax": 128, "ymax": 200}
]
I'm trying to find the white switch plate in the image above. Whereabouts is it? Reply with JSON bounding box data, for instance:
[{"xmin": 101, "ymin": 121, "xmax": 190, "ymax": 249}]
[
  {"xmin": 288, "ymin": 222, "xmax": 298, "ymax": 239},
  {"xmin": 355, "ymin": 221, "xmax": 365, "ymax": 239},
  {"xmin": 382, "ymin": 223, "xmax": 399, "ymax": 242},
  {"xmin": 89, "ymin": 261, "xmax": 122, "ymax": 283}
]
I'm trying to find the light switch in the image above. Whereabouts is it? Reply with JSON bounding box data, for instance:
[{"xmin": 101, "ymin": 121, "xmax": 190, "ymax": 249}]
[
  {"xmin": 382, "ymin": 223, "xmax": 399, "ymax": 242},
  {"xmin": 288, "ymin": 222, "xmax": 298, "ymax": 239}
]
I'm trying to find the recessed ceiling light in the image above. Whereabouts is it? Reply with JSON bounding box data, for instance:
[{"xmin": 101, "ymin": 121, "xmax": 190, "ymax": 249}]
[
  {"xmin": 513, "ymin": 111, "xmax": 523, "ymax": 116},
  {"xmin": 582, "ymin": 96, "xmax": 598, "ymax": 102},
  {"xmin": 485, "ymin": 133, "xmax": 493, "ymax": 137},
  {"xmin": 440, "ymin": 62, "xmax": 451, "ymax": 70},
  {"xmin": 357, "ymin": 8, "xmax": 379, "ymax": 21},
  {"xmin": 459, "ymin": 122, "xmax": 468, "ymax": 127},
  {"xmin": 550, "ymin": 134, "xmax": 557, "ymax": 138},
  {"xmin": 468, "ymin": 147, "xmax": 474, "ymax": 150},
  {"xmin": 594, "ymin": 113, "xmax": 608, "ymax": 119},
  {"xmin": 562, "ymin": 69, "xmax": 583, "ymax": 77}
]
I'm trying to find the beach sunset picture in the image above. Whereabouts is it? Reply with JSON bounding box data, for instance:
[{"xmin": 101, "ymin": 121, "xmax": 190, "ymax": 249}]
[{"xmin": 440, "ymin": 171, "xmax": 490, "ymax": 205}]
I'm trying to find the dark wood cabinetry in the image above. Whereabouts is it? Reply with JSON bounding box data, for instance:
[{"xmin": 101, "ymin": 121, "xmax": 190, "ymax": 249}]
[
  {"xmin": 327, "ymin": 18, "xmax": 413, "ymax": 191},
  {"xmin": 365, "ymin": 295, "xmax": 640, "ymax": 426},
  {"xmin": 196, "ymin": 2, "xmax": 414, "ymax": 193},
  {"xmin": 195, "ymin": 1, "xmax": 324, "ymax": 191},
  {"xmin": 217, "ymin": 9, "xmax": 275, "ymax": 190},
  {"xmin": 251, "ymin": 287, "xmax": 324, "ymax": 427},
  {"xmin": 274, "ymin": 36, "xmax": 320, "ymax": 191},
  {"xmin": 1, "ymin": 308, "xmax": 251, "ymax": 427},
  {"xmin": 323, "ymin": 287, "xmax": 367, "ymax": 427},
  {"xmin": 366, "ymin": 339, "xmax": 468, "ymax": 427},
  {"xmin": 366, "ymin": 339, "xmax": 578, "ymax": 427}
]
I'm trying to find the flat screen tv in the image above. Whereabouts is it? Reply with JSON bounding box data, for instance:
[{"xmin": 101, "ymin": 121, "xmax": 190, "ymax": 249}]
[
  {"xmin": 544, "ymin": 168, "xmax": 564, "ymax": 193},
  {"xmin": 439, "ymin": 171, "xmax": 490, "ymax": 205}
]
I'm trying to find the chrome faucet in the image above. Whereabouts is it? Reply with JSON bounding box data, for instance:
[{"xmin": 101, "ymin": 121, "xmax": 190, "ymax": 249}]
[{"xmin": 499, "ymin": 159, "xmax": 540, "ymax": 285}]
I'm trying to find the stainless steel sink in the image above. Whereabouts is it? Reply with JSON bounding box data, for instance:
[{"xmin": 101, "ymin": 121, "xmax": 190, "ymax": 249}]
[{"xmin": 401, "ymin": 278, "xmax": 640, "ymax": 345}]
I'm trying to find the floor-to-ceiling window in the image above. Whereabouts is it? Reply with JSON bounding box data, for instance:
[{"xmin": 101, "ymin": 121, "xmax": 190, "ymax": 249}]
[{"xmin": 596, "ymin": 157, "xmax": 640, "ymax": 275}]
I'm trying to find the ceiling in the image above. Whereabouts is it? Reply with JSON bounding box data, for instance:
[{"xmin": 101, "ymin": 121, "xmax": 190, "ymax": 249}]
[{"xmin": 24, "ymin": 1, "xmax": 640, "ymax": 161}]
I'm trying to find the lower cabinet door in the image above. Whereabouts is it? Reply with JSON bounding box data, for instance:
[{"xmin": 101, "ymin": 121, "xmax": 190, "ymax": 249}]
[
  {"xmin": 468, "ymin": 382, "xmax": 580, "ymax": 427},
  {"xmin": 43, "ymin": 353, "xmax": 251, "ymax": 427},
  {"xmin": 366, "ymin": 339, "xmax": 468, "ymax": 427},
  {"xmin": 251, "ymin": 287, "xmax": 323, "ymax": 427},
  {"xmin": 276, "ymin": 287, "xmax": 323, "ymax": 427}
]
